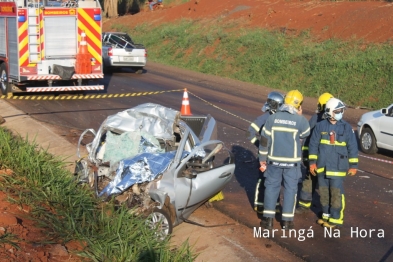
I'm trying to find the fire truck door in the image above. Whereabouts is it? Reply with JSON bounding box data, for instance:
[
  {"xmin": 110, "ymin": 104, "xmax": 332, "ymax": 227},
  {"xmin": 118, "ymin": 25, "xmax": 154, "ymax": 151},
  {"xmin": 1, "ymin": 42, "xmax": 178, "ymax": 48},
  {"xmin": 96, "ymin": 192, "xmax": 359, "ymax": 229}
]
[
  {"xmin": 0, "ymin": 18, "xmax": 6, "ymax": 57},
  {"xmin": 7, "ymin": 17, "xmax": 18, "ymax": 79}
]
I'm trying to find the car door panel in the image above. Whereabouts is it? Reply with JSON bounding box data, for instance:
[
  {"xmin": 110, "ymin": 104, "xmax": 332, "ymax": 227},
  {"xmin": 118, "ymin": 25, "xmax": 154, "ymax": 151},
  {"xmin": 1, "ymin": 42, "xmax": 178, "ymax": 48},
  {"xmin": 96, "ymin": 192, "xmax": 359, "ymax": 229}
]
[{"xmin": 377, "ymin": 106, "xmax": 393, "ymax": 149}]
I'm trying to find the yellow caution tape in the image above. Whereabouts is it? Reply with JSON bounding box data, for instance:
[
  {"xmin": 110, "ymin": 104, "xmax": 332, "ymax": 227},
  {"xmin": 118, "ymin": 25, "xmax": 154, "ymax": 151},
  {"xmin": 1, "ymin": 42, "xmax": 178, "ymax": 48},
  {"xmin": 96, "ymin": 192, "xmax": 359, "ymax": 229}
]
[
  {"xmin": 187, "ymin": 90, "xmax": 253, "ymax": 124},
  {"xmin": 0, "ymin": 89, "xmax": 183, "ymax": 100}
]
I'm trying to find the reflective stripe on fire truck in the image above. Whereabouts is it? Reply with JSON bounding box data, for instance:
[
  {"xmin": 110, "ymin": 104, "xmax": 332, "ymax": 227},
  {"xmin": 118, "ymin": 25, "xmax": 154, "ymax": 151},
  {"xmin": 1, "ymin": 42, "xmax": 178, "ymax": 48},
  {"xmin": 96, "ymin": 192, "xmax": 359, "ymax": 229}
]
[
  {"xmin": 18, "ymin": 12, "xmax": 29, "ymax": 67},
  {"xmin": 26, "ymin": 74, "xmax": 103, "ymax": 80},
  {"xmin": 77, "ymin": 8, "xmax": 102, "ymax": 64},
  {"xmin": 40, "ymin": 7, "xmax": 44, "ymax": 60}
]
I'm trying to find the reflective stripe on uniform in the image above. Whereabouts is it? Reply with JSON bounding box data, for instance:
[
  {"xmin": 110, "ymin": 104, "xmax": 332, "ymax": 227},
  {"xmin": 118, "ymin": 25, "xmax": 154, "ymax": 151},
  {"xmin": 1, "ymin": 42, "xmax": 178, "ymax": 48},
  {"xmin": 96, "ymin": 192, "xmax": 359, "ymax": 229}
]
[
  {"xmin": 271, "ymin": 126, "xmax": 299, "ymax": 161},
  {"xmin": 263, "ymin": 127, "xmax": 271, "ymax": 136},
  {"xmin": 251, "ymin": 137, "xmax": 257, "ymax": 144},
  {"xmin": 282, "ymin": 193, "xmax": 296, "ymax": 218},
  {"xmin": 320, "ymin": 139, "xmax": 346, "ymax": 146},
  {"xmin": 309, "ymin": 154, "xmax": 318, "ymax": 160},
  {"xmin": 329, "ymin": 218, "xmax": 343, "ymax": 225},
  {"xmin": 326, "ymin": 171, "xmax": 347, "ymax": 177},
  {"xmin": 272, "ymin": 126, "xmax": 299, "ymax": 133},
  {"xmin": 251, "ymin": 122, "xmax": 260, "ymax": 132},
  {"xmin": 299, "ymin": 201, "xmax": 311, "ymax": 208},
  {"xmin": 300, "ymin": 127, "xmax": 310, "ymax": 137},
  {"xmin": 254, "ymin": 179, "xmax": 262, "ymax": 206},
  {"xmin": 268, "ymin": 155, "xmax": 301, "ymax": 162},
  {"xmin": 302, "ymin": 146, "xmax": 308, "ymax": 151},
  {"xmin": 349, "ymin": 158, "xmax": 358, "ymax": 163},
  {"xmin": 259, "ymin": 150, "xmax": 268, "ymax": 155},
  {"xmin": 282, "ymin": 213, "xmax": 294, "ymax": 218},
  {"xmin": 263, "ymin": 210, "xmax": 276, "ymax": 215},
  {"xmin": 329, "ymin": 195, "xmax": 345, "ymax": 225},
  {"xmin": 317, "ymin": 167, "xmax": 325, "ymax": 173}
]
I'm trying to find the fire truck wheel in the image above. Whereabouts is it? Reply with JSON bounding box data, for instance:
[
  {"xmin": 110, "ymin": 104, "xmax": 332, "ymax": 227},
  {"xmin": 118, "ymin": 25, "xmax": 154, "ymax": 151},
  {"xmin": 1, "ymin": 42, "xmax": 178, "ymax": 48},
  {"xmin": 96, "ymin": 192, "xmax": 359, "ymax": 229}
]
[{"xmin": 0, "ymin": 64, "xmax": 10, "ymax": 96}]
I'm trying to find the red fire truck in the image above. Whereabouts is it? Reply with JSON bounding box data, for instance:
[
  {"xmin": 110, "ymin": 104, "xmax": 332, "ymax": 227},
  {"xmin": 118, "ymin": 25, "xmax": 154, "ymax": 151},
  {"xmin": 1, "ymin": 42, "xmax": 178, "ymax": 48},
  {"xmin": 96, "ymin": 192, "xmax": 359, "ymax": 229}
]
[{"xmin": 0, "ymin": 0, "xmax": 104, "ymax": 95}]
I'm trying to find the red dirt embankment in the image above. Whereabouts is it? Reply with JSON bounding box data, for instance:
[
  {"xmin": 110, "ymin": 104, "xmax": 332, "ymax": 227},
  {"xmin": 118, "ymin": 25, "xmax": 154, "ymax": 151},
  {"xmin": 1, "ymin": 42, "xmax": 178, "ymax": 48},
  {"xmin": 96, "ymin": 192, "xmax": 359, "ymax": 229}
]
[{"xmin": 104, "ymin": 0, "xmax": 393, "ymax": 43}]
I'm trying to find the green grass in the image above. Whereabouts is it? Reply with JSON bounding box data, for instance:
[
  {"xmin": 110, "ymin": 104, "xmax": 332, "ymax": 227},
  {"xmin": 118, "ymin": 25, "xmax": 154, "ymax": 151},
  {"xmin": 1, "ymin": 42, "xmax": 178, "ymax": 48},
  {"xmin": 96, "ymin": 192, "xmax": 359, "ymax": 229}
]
[
  {"xmin": 0, "ymin": 128, "xmax": 195, "ymax": 262},
  {"xmin": 0, "ymin": 230, "xmax": 19, "ymax": 250},
  {"xmin": 111, "ymin": 20, "xmax": 393, "ymax": 110}
]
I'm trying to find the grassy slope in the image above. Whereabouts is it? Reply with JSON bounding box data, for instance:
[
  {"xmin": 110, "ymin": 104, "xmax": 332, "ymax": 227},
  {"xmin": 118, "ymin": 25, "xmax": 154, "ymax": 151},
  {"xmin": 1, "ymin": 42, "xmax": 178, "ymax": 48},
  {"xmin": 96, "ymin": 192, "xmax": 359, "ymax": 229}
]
[
  {"xmin": 0, "ymin": 127, "xmax": 195, "ymax": 261},
  {"xmin": 107, "ymin": 5, "xmax": 393, "ymax": 109}
]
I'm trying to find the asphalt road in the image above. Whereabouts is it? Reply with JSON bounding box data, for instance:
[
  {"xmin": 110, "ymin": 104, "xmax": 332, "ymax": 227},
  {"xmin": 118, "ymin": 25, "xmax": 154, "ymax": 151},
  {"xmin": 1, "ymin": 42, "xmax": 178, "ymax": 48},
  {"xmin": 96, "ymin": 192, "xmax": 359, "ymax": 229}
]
[{"xmin": 5, "ymin": 62, "xmax": 393, "ymax": 262}]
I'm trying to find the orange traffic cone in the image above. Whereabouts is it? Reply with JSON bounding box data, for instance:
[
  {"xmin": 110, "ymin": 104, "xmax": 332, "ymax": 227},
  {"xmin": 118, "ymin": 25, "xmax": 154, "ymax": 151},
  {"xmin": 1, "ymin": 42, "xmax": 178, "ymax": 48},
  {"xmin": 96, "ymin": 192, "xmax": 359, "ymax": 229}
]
[
  {"xmin": 79, "ymin": 31, "xmax": 88, "ymax": 55},
  {"xmin": 180, "ymin": 88, "xmax": 192, "ymax": 115},
  {"xmin": 75, "ymin": 31, "xmax": 91, "ymax": 74}
]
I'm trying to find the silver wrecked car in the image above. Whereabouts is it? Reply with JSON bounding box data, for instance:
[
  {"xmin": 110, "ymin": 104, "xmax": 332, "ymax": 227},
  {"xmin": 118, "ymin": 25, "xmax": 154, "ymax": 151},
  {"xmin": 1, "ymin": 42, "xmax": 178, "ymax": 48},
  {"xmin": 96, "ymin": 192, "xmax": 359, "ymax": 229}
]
[{"xmin": 74, "ymin": 103, "xmax": 235, "ymax": 238}]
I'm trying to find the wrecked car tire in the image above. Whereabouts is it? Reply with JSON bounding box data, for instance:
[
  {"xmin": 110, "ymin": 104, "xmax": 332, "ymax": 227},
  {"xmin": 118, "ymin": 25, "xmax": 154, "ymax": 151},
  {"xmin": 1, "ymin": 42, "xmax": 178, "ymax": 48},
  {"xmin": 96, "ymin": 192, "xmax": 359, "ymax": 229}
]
[{"xmin": 145, "ymin": 207, "xmax": 173, "ymax": 240}]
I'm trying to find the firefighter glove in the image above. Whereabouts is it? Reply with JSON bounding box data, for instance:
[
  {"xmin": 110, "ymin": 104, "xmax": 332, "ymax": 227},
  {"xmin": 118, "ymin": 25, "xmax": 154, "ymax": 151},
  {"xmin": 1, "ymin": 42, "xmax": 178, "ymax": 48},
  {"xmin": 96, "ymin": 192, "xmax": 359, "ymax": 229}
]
[
  {"xmin": 259, "ymin": 161, "xmax": 267, "ymax": 172},
  {"xmin": 348, "ymin": 168, "xmax": 357, "ymax": 176},
  {"xmin": 310, "ymin": 163, "xmax": 317, "ymax": 176}
]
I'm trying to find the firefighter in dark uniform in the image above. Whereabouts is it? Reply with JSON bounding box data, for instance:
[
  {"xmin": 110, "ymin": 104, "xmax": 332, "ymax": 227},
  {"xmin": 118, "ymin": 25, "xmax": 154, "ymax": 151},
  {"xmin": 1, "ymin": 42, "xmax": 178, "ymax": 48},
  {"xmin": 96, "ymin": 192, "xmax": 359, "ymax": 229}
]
[
  {"xmin": 296, "ymin": 92, "xmax": 334, "ymax": 214},
  {"xmin": 259, "ymin": 90, "xmax": 310, "ymax": 230},
  {"xmin": 308, "ymin": 98, "xmax": 358, "ymax": 228},
  {"xmin": 246, "ymin": 91, "xmax": 284, "ymax": 214}
]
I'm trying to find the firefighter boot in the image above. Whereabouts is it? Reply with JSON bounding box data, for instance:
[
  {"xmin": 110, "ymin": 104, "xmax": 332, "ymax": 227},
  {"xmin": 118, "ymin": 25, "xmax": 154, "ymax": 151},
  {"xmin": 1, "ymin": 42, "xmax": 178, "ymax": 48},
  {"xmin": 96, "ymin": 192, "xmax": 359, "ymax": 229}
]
[
  {"xmin": 281, "ymin": 221, "xmax": 295, "ymax": 230},
  {"xmin": 323, "ymin": 221, "xmax": 337, "ymax": 228},
  {"xmin": 296, "ymin": 199, "xmax": 311, "ymax": 214},
  {"xmin": 295, "ymin": 206, "xmax": 310, "ymax": 214},
  {"xmin": 260, "ymin": 217, "xmax": 274, "ymax": 230},
  {"xmin": 317, "ymin": 219, "xmax": 327, "ymax": 226}
]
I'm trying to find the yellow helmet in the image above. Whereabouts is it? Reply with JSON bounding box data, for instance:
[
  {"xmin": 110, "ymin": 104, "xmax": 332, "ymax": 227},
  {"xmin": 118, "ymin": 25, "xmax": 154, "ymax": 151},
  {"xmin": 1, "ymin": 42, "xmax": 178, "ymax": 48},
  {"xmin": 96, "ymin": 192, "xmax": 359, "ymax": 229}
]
[
  {"xmin": 284, "ymin": 90, "xmax": 303, "ymax": 109},
  {"xmin": 317, "ymin": 93, "xmax": 334, "ymax": 112}
]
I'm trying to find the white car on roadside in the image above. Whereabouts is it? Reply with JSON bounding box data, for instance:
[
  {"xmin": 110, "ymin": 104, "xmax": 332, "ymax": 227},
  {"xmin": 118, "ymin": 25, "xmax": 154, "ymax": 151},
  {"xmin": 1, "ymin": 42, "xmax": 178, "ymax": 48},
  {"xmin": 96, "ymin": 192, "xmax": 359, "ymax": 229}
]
[
  {"xmin": 357, "ymin": 103, "xmax": 393, "ymax": 154},
  {"xmin": 102, "ymin": 32, "xmax": 147, "ymax": 74}
]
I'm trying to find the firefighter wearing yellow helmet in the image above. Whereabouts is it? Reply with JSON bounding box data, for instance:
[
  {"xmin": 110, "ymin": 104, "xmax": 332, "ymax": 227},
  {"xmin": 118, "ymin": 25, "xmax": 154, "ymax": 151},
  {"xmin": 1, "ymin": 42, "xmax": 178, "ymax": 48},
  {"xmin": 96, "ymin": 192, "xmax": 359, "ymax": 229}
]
[
  {"xmin": 296, "ymin": 92, "xmax": 334, "ymax": 214},
  {"xmin": 308, "ymin": 98, "xmax": 359, "ymax": 228},
  {"xmin": 259, "ymin": 90, "xmax": 310, "ymax": 230}
]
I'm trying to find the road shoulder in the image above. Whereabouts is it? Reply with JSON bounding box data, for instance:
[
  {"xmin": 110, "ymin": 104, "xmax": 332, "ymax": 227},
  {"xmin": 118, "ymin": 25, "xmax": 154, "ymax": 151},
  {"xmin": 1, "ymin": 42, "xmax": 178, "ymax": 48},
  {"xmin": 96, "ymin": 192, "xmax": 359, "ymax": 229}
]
[
  {"xmin": 0, "ymin": 99, "xmax": 302, "ymax": 262},
  {"xmin": 171, "ymin": 204, "xmax": 303, "ymax": 262}
]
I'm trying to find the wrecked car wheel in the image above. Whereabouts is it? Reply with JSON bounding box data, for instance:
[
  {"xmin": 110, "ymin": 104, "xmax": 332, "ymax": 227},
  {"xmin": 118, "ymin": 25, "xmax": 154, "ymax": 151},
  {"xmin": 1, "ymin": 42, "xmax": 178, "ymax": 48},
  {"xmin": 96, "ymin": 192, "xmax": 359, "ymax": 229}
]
[{"xmin": 145, "ymin": 208, "xmax": 173, "ymax": 240}]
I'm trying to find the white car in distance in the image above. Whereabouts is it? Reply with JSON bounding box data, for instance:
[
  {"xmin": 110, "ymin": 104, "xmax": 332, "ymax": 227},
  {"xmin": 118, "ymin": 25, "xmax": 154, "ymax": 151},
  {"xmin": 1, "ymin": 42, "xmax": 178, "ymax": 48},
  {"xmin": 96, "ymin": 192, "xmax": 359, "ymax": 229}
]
[
  {"xmin": 357, "ymin": 103, "xmax": 393, "ymax": 154},
  {"xmin": 102, "ymin": 32, "xmax": 147, "ymax": 74}
]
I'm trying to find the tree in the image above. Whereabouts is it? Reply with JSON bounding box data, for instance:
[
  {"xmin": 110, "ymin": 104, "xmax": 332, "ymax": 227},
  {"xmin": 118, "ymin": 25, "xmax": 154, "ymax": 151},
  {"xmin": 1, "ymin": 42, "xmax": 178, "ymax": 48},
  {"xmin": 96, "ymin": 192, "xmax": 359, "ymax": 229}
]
[{"xmin": 104, "ymin": 0, "xmax": 118, "ymax": 18}]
